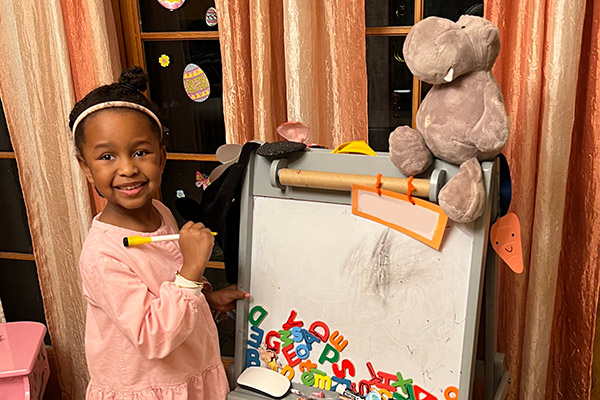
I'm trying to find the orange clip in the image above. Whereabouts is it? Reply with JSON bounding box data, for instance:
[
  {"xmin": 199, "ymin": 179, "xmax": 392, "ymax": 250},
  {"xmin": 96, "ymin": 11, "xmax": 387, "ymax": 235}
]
[
  {"xmin": 375, "ymin": 173, "xmax": 383, "ymax": 196},
  {"xmin": 406, "ymin": 176, "xmax": 415, "ymax": 205}
]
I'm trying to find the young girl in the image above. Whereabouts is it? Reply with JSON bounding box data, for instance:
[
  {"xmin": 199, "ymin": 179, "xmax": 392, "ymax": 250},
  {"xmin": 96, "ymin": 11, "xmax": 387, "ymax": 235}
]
[{"xmin": 70, "ymin": 67, "xmax": 249, "ymax": 399}]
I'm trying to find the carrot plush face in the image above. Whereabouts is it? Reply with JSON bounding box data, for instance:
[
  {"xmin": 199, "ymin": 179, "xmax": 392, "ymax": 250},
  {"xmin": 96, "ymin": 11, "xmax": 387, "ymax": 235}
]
[{"xmin": 490, "ymin": 212, "xmax": 524, "ymax": 273}]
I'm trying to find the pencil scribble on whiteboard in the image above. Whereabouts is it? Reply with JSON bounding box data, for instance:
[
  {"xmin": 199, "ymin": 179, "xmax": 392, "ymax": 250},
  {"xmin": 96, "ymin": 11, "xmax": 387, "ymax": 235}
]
[{"xmin": 342, "ymin": 229, "xmax": 391, "ymax": 303}]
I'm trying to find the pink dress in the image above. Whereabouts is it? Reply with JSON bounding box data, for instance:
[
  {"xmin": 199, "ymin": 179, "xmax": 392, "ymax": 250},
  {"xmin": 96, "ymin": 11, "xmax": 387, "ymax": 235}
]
[{"xmin": 79, "ymin": 200, "xmax": 229, "ymax": 400}]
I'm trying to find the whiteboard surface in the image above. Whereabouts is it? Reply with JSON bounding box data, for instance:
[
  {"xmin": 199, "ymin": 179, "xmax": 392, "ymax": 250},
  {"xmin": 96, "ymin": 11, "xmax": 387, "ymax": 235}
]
[{"xmin": 248, "ymin": 196, "xmax": 475, "ymax": 396}]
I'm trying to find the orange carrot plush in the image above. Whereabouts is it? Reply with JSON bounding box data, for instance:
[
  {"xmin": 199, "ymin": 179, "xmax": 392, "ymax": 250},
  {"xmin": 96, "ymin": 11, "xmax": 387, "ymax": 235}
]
[{"xmin": 490, "ymin": 212, "xmax": 523, "ymax": 273}]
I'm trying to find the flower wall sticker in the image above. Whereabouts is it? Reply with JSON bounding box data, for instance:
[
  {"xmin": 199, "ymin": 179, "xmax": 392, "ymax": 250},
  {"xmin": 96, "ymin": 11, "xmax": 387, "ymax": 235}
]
[{"xmin": 158, "ymin": 54, "xmax": 170, "ymax": 67}]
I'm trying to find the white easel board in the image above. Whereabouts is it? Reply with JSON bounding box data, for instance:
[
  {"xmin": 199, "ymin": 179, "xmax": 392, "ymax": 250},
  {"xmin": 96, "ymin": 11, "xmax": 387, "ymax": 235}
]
[{"xmin": 230, "ymin": 149, "xmax": 497, "ymax": 400}]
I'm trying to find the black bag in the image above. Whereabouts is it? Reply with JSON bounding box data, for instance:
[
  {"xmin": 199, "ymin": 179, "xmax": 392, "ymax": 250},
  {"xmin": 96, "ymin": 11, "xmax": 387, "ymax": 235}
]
[{"xmin": 176, "ymin": 142, "xmax": 261, "ymax": 283}]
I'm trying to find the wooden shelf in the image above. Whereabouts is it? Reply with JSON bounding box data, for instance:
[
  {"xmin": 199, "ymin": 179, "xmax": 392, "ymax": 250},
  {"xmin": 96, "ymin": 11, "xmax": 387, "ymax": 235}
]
[
  {"xmin": 366, "ymin": 26, "xmax": 411, "ymax": 36},
  {"xmin": 0, "ymin": 252, "xmax": 35, "ymax": 261},
  {"xmin": 167, "ymin": 153, "xmax": 218, "ymax": 162},
  {"xmin": 141, "ymin": 32, "xmax": 219, "ymax": 41}
]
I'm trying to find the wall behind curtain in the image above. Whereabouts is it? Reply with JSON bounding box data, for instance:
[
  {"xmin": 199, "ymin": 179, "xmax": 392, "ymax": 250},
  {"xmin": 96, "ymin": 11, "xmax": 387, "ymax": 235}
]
[
  {"xmin": 216, "ymin": 0, "xmax": 368, "ymax": 148},
  {"xmin": 486, "ymin": 0, "xmax": 598, "ymax": 398},
  {"xmin": 0, "ymin": 0, "xmax": 120, "ymax": 398}
]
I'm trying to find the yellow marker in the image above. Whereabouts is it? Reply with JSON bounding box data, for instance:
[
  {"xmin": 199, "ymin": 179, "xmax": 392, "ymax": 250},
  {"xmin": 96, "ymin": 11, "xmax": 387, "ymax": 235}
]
[{"xmin": 123, "ymin": 232, "xmax": 217, "ymax": 247}]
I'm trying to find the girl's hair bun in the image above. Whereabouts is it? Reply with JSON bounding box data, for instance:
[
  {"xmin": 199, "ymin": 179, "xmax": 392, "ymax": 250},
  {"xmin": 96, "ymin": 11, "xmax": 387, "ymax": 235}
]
[{"xmin": 118, "ymin": 67, "xmax": 148, "ymax": 92}]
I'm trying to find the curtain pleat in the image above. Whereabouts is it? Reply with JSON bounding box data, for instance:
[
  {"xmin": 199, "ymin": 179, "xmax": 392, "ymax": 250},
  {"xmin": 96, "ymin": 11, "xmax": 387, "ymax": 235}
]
[
  {"xmin": 547, "ymin": 0, "xmax": 600, "ymax": 398},
  {"xmin": 215, "ymin": 0, "xmax": 257, "ymax": 144},
  {"xmin": 0, "ymin": 0, "xmax": 120, "ymax": 398},
  {"xmin": 216, "ymin": 0, "xmax": 367, "ymax": 147},
  {"xmin": 486, "ymin": 0, "xmax": 595, "ymax": 398},
  {"xmin": 485, "ymin": 2, "xmax": 546, "ymax": 394}
]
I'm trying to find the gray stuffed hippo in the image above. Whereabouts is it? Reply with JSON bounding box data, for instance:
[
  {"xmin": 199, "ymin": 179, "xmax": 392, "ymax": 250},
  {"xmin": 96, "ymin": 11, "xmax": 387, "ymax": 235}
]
[{"xmin": 389, "ymin": 15, "xmax": 509, "ymax": 223}]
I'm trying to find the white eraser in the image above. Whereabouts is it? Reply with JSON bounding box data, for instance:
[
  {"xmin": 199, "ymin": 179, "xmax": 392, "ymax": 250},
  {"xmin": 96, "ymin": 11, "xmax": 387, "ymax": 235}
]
[{"xmin": 237, "ymin": 366, "xmax": 291, "ymax": 398}]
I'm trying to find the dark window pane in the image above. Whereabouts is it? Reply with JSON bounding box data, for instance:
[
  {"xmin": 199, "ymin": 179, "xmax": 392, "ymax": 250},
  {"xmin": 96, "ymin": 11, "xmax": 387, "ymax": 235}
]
[
  {"xmin": 424, "ymin": 1, "xmax": 484, "ymax": 21},
  {"xmin": 160, "ymin": 159, "xmax": 220, "ymax": 225},
  {"xmin": 144, "ymin": 40, "xmax": 226, "ymax": 154},
  {"xmin": 422, "ymin": 82, "xmax": 433, "ymax": 100},
  {"xmin": 0, "ymin": 98, "xmax": 13, "ymax": 152},
  {"xmin": 0, "ymin": 159, "xmax": 33, "ymax": 253},
  {"xmin": 0, "ymin": 259, "xmax": 50, "ymax": 345},
  {"xmin": 367, "ymin": 36, "xmax": 412, "ymax": 152},
  {"xmin": 366, "ymin": 0, "xmax": 414, "ymax": 27},
  {"xmin": 139, "ymin": 0, "xmax": 219, "ymax": 32},
  {"xmin": 160, "ymin": 159, "xmax": 224, "ymax": 262}
]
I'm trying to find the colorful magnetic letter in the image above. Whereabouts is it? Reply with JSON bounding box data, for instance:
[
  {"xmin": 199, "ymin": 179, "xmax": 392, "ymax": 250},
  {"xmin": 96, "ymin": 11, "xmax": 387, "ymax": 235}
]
[
  {"xmin": 296, "ymin": 344, "xmax": 310, "ymax": 360},
  {"xmin": 282, "ymin": 343, "xmax": 301, "ymax": 367},
  {"xmin": 265, "ymin": 330, "xmax": 281, "ymax": 353},
  {"xmin": 247, "ymin": 325, "xmax": 264, "ymax": 348},
  {"xmin": 290, "ymin": 326, "xmax": 304, "ymax": 342},
  {"xmin": 333, "ymin": 359, "xmax": 356, "ymax": 378},
  {"xmin": 309, "ymin": 320, "xmax": 330, "ymax": 342},
  {"xmin": 313, "ymin": 369, "xmax": 332, "ymax": 390},
  {"xmin": 391, "ymin": 371, "xmax": 413, "ymax": 396},
  {"xmin": 246, "ymin": 348, "xmax": 260, "ymax": 367},
  {"xmin": 330, "ymin": 330, "xmax": 349, "ymax": 352},
  {"xmin": 282, "ymin": 310, "xmax": 304, "ymax": 330},
  {"xmin": 412, "ymin": 385, "xmax": 437, "ymax": 400},
  {"xmin": 278, "ymin": 330, "xmax": 294, "ymax": 348},
  {"xmin": 318, "ymin": 343, "xmax": 340, "ymax": 364},
  {"xmin": 299, "ymin": 359, "xmax": 317, "ymax": 372},
  {"xmin": 302, "ymin": 329, "xmax": 321, "ymax": 350},
  {"xmin": 280, "ymin": 364, "xmax": 295, "ymax": 381},
  {"xmin": 302, "ymin": 371, "xmax": 316, "ymax": 386},
  {"xmin": 248, "ymin": 305, "xmax": 268, "ymax": 327}
]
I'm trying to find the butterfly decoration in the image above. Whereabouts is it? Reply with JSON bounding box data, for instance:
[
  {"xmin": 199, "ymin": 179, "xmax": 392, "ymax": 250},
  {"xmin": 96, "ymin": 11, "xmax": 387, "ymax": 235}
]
[{"xmin": 195, "ymin": 171, "xmax": 211, "ymax": 190}]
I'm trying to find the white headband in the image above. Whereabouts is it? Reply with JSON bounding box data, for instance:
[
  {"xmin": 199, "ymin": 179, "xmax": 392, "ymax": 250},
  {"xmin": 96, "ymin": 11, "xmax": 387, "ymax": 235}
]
[{"xmin": 71, "ymin": 101, "xmax": 163, "ymax": 138}]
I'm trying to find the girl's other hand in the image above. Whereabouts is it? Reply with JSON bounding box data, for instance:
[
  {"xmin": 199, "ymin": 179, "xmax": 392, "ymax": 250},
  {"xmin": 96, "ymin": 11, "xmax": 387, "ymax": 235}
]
[
  {"xmin": 178, "ymin": 221, "xmax": 214, "ymax": 282},
  {"xmin": 205, "ymin": 284, "xmax": 250, "ymax": 312}
]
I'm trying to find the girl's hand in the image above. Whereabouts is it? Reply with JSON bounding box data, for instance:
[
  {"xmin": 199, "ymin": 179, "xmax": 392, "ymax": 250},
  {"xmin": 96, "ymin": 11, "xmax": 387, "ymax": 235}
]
[
  {"xmin": 205, "ymin": 284, "xmax": 250, "ymax": 312},
  {"xmin": 178, "ymin": 221, "xmax": 214, "ymax": 282}
]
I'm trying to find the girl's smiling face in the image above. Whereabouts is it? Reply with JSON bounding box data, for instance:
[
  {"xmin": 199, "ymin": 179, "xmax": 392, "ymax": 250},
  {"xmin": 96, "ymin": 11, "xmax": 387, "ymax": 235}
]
[{"xmin": 77, "ymin": 108, "xmax": 166, "ymax": 218}]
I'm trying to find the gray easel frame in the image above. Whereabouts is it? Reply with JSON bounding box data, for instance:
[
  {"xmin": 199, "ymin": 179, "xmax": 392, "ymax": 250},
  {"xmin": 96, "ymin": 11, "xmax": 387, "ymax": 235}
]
[{"xmin": 228, "ymin": 148, "xmax": 509, "ymax": 400}]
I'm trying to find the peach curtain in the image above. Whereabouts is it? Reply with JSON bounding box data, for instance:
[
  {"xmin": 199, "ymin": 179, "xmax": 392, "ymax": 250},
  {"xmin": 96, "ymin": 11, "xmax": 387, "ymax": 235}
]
[
  {"xmin": 486, "ymin": 0, "xmax": 599, "ymax": 398},
  {"xmin": 215, "ymin": 0, "xmax": 368, "ymax": 148},
  {"xmin": 0, "ymin": 0, "xmax": 120, "ymax": 398}
]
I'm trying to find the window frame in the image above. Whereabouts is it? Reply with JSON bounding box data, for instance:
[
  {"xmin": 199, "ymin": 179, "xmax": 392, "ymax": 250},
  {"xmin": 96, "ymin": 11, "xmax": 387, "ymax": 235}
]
[
  {"xmin": 365, "ymin": 1, "xmax": 423, "ymax": 128},
  {"xmin": 0, "ymin": 151, "xmax": 36, "ymax": 263},
  {"xmin": 115, "ymin": 0, "xmax": 224, "ymax": 270},
  {"xmin": 112, "ymin": 0, "xmax": 456, "ymax": 266}
]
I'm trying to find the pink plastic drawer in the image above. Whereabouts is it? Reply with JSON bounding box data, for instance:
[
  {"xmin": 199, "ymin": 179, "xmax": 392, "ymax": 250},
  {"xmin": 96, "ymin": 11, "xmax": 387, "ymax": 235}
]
[{"xmin": 0, "ymin": 322, "xmax": 49, "ymax": 400}]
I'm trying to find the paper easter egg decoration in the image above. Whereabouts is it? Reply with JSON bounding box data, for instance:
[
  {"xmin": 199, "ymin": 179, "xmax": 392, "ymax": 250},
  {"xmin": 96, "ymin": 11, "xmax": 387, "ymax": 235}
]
[
  {"xmin": 490, "ymin": 212, "xmax": 524, "ymax": 273},
  {"xmin": 157, "ymin": 0, "xmax": 185, "ymax": 11},
  {"xmin": 183, "ymin": 63, "xmax": 210, "ymax": 102},
  {"xmin": 206, "ymin": 7, "xmax": 218, "ymax": 26}
]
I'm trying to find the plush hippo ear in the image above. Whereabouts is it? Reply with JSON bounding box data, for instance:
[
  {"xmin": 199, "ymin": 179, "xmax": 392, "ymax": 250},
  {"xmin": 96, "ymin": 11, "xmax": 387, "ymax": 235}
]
[
  {"xmin": 456, "ymin": 15, "xmax": 501, "ymax": 70},
  {"xmin": 482, "ymin": 23, "xmax": 501, "ymax": 69},
  {"xmin": 277, "ymin": 121, "xmax": 310, "ymax": 143}
]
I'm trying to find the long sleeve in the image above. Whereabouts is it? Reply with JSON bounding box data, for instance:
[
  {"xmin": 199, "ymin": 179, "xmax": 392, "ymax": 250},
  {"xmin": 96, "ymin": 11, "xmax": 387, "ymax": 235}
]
[{"xmin": 82, "ymin": 255, "xmax": 207, "ymax": 360}]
